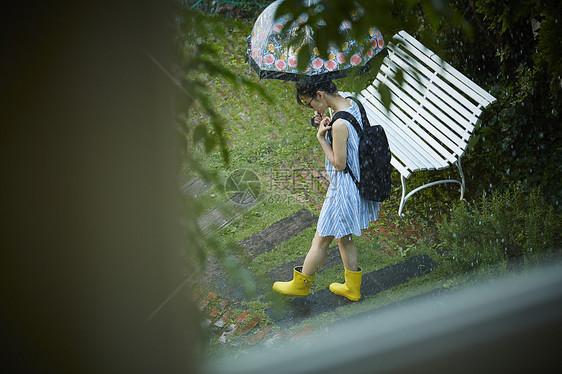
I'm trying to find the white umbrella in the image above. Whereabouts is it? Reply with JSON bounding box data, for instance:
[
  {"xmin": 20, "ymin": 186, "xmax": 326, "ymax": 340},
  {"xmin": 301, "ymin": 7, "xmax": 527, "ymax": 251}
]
[{"xmin": 246, "ymin": 0, "xmax": 385, "ymax": 83}]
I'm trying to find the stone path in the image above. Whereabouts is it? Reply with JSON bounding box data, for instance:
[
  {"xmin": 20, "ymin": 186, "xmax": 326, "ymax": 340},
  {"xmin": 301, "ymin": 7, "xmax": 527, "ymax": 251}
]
[
  {"xmin": 266, "ymin": 255, "xmax": 435, "ymax": 327},
  {"xmin": 187, "ymin": 177, "xmax": 437, "ymax": 348},
  {"xmin": 195, "ymin": 207, "xmax": 321, "ymax": 299},
  {"xmin": 197, "ymin": 253, "xmax": 436, "ymax": 348}
]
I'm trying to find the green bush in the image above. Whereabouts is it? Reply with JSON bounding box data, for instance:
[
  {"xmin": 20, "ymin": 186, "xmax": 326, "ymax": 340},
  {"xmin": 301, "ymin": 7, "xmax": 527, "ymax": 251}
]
[
  {"xmin": 438, "ymin": 185, "xmax": 560, "ymax": 273},
  {"xmin": 432, "ymin": 0, "xmax": 562, "ymax": 209}
]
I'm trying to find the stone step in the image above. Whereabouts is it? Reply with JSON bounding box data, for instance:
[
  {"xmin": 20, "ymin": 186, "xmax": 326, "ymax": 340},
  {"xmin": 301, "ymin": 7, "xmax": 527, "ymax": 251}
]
[
  {"xmin": 197, "ymin": 192, "xmax": 259, "ymax": 238},
  {"xmin": 237, "ymin": 209, "xmax": 317, "ymax": 258},
  {"xmin": 183, "ymin": 177, "xmax": 260, "ymax": 238},
  {"xmin": 266, "ymin": 254, "xmax": 436, "ymax": 328},
  {"xmin": 182, "ymin": 177, "xmax": 213, "ymax": 197}
]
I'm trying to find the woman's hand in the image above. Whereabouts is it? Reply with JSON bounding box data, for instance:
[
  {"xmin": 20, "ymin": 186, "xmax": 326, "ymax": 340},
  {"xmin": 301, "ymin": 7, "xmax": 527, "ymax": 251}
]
[
  {"xmin": 312, "ymin": 111, "xmax": 323, "ymax": 127},
  {"xmin": 315, "ymin": 117, "xmax": 348, "ymax": 171},
  {"xmin": 316, "ymin": 116, "xmax": 332, "ymax": 140}
]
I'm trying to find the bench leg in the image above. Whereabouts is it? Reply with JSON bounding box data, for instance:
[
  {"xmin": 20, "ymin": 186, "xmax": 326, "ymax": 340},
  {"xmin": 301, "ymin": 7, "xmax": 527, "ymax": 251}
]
[
  {"xmin": 398, "ymin": 157, "xmax": 466, "ymax": 217},
  {"xmin": 399, "ymin": 175, "xmax": 408, "ymax": 217},
  {"xmin": 456, "ymin": 157, "xmax": 466, "ymax": 201}
]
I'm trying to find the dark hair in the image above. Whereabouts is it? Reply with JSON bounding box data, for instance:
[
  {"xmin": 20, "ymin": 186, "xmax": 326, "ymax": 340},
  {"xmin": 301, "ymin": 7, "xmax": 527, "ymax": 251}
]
[{"xmin": 295, "ymin": 80, "xmax": 338, "ymax": 107}]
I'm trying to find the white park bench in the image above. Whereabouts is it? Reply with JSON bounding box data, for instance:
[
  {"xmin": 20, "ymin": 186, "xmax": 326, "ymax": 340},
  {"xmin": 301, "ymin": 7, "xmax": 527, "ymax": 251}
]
[{"xmin": 340, "ymin": 30, "xmax": 496, "ymax": 216}]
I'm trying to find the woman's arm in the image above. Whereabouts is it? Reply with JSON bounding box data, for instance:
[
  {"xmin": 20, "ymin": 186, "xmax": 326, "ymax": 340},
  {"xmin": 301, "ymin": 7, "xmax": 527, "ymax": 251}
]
[{"xmin": 317, "ymin": 117, "xmax": 348, "ymax": 171}]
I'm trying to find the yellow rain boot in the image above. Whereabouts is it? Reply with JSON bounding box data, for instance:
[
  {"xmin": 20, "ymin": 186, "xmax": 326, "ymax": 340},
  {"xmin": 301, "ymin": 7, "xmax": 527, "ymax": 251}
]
[
  {"xmin": 272, "ymin": 266, "xmax": 315, "ymax": 297},
  {"xmin": 329, "ymin": 267, "xmax": 362, "ymax": 301}
]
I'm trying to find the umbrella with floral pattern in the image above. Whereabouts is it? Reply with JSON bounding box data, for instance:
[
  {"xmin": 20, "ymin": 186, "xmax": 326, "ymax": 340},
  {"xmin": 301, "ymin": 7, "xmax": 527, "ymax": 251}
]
[{"xmin": 246, "ymin": 0, "xmax": 385, "ymax": 83}]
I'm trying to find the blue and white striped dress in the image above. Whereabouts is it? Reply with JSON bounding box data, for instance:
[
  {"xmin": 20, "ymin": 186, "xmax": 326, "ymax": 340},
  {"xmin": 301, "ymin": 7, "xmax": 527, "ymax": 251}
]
[{"xmin": 316, "ymin": 99, "xmax": 380, "ymax": 239}]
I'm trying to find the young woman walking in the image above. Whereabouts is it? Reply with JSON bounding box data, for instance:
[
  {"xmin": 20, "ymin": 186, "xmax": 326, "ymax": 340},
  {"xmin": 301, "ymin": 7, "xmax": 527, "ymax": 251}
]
[{"xmin": 272, "ymin": 80, "xmax": 380, "ymax": 301}]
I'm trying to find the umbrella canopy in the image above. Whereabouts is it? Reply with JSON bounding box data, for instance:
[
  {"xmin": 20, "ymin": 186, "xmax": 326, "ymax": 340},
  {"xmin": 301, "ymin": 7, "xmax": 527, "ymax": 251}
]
[{"xmin": 247, "ymin": 0, "xmax": 385, "ymax": 83}]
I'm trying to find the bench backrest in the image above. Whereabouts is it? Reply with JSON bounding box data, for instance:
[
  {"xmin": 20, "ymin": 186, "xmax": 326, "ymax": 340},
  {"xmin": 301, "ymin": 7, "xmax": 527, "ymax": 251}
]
[{"xmin": 347, "ymin": 31, "xmax": 496, "ymax": 178}]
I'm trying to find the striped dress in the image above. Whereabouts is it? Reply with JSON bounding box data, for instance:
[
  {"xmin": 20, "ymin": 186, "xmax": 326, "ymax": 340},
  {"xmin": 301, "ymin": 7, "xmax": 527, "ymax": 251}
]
[{"xmin": 316, "ymin": 99, "xmax": 380, "ymax": 239}]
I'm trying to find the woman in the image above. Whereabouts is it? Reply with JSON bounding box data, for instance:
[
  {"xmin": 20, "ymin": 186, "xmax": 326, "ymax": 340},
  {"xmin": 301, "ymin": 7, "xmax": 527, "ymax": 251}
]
[{"xmin": 272, "ymin": 80, "xmax": 380, "ymax": 301}]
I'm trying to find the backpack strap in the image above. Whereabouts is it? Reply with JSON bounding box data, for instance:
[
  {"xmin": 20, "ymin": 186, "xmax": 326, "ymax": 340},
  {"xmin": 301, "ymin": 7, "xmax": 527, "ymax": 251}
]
[
  {"xmin": 327, "ymin": 96, "xmax": 369, "ymax": 141},
  {"xmin": 327, "ymin": 110, "xmax": 362, "ymax": 142},
  {"xmin": 346, "ymin": 96, "xmax": 370, "ymax": 130},
  {"xmin": 327, "ymin": 105, "xmax": 365, "ymax": 189}
]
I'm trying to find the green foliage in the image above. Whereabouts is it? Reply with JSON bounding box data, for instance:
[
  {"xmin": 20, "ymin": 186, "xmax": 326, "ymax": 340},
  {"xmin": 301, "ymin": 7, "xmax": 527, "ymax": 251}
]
[
  {"xmin": 430, "ymin": 0, "xmax": 561, "ymax": 208},
  {"xmin": 175, "ymin": 7, "xmax": 273, "ymax": 169},
  {"xmin": 438, "ymin": 185, "xmax": 560, "ymax": 273},
  {"xmin": 275, "ymin": 0, "xmax": 468, "ymax": 58},
  {"xmin": 174, "ymin": 5, "xmax": 280, "ymax": 297},
  {"xmin": 184, "ymin": 0, "xmax": 270, "ymax": 16}
]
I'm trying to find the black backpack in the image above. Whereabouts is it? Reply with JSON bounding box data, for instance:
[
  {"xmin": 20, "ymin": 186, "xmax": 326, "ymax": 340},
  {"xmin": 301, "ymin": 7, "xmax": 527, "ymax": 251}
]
[{"xmin": 328, "ymin": 96, "xmax": 392, "ymax": 202}]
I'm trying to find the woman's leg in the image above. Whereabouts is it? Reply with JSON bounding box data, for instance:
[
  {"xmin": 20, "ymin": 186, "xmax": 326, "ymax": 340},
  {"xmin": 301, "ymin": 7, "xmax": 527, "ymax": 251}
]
[
  {"xmin": 335, "ymin": 234, "xmax": 358, "ymax": 271},
  {"xmin": 330, "ymin": 235, "xmax": 362, "ymax": 301},
  {"xmin": 301, "ymin": 231, "xmax": 333, "ymax": 276}
]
